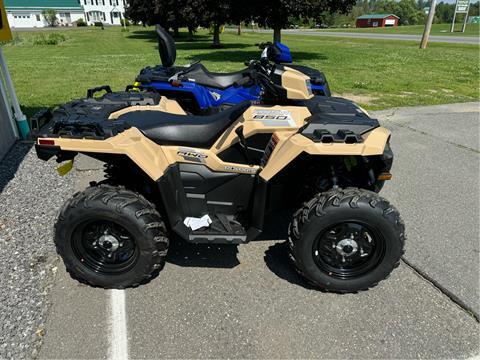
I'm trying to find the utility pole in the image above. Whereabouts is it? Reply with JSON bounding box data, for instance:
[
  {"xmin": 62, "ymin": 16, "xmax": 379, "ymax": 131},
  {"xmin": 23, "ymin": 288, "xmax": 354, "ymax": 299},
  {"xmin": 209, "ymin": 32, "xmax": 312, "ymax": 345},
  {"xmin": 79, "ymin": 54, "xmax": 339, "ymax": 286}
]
[{"xmin": 420, "ymin": 0, "xmax": 437, "ymax": 49}]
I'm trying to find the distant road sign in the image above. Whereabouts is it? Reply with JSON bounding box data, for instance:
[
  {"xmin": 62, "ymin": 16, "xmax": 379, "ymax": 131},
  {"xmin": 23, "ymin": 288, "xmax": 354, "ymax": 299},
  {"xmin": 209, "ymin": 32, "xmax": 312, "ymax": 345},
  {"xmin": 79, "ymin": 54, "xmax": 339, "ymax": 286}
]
[
  {"xmin": 455, "ymin": 0, "xmax": 470, "ymax": 13},
  {"xmin": 0, "ymin": 0, "xmax": 13, "ymax": 42},
  {"xmin": 451, "ymin": 0, "xmax": 471, "ymax": 32}
]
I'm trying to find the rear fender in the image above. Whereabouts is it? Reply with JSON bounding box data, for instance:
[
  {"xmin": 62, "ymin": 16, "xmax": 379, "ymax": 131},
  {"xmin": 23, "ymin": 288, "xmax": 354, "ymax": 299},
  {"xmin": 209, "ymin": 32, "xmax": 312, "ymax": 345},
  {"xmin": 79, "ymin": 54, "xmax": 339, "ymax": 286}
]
[
  {"xmin": 259, "ymin": 127, "xmax": 391, "ymax": 181},
  {"xmin": 36, "ymin": 128, "xmax": 169, "ymax": 181}
]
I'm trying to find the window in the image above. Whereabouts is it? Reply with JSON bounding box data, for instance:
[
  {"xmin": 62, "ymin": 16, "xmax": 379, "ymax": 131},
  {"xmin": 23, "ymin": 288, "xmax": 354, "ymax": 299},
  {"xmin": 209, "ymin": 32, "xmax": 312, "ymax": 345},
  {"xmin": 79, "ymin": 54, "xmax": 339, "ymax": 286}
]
[
  {"xmin": 88, "ymin": 11, "xmax": 103, "ymax": 21},
  {"xmin": 113, "ymin": 12, "xmax": 119, "ymax": 18},
  {"xmin": 95, "ymin": 0, "xmax": 98, "ymax": 5},
  {"xmin": 36, "ymin": 14, "xmax": 40, "ymax": 21}
]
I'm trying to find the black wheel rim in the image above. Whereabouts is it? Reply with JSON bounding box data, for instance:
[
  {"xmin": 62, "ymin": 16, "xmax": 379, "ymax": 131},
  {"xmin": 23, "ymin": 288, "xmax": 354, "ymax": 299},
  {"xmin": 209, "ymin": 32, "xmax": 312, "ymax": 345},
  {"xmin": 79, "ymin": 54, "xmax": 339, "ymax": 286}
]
[
  {"xmin": 313, "ymin": 222, "xmax": 385, "ymax": 279},
  {"xmin": 72, "ymin": 220, "xmax": 139, "ymax": 275}
]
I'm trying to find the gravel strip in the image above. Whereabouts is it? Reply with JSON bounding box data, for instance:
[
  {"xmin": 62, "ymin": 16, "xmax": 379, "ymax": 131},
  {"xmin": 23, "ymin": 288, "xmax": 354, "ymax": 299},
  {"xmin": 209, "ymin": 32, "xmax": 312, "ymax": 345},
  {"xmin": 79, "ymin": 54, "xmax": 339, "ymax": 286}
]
[{"xmin": 0, "ymin": 142, "xmax": 76, "ymax": 359}]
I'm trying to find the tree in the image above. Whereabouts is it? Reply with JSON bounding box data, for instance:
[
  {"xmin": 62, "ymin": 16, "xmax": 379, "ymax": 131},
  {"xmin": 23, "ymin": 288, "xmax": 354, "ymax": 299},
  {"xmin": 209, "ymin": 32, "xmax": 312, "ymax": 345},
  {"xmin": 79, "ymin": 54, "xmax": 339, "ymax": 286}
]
[
  {"xmin": 230, "ymin": 0, "xmax": 256, "ymax": 36},
  {"xmin": 435, "ymin": 2, "xmax": 454, "ymax": 23},
  {"xmin": 253, "ymin": 0, "xmax": 356, "ymax": 43},
  {"xmin": 125, "ymin": 0, "xmax": 155, "ymax": 26},
  {"xmin": 42, "ymin": 9, "xmax": 57, "ymax": 27},
  {"xmin": 180, "ymin": 0, "xmax": 207, "ymax": 40},
  {"xmin": 197, "ymin": 0, "xmax": 233, "ymax": 47}
]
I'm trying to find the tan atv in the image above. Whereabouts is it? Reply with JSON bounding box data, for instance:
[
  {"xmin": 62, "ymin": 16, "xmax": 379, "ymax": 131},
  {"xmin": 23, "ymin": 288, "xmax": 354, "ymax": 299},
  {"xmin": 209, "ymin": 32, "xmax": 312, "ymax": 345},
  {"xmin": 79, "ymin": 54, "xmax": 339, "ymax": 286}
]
[{"xmin": 34, "ymin": 63, "xmax": 405, "ymax": 291}]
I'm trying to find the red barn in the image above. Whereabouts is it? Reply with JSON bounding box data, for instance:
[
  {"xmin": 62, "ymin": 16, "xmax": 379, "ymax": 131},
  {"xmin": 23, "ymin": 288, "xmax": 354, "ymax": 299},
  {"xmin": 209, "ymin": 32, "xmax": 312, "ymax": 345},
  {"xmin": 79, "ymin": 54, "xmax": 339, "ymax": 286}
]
[{"xmin": 356, "ymin": 14, "xmax": 399, "ymax": 28}]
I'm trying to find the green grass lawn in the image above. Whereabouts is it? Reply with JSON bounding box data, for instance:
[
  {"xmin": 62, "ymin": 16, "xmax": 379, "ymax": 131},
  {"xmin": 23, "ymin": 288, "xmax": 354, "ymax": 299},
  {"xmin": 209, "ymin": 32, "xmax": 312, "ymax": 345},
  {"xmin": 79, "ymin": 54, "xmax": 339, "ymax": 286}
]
[
  {"xmin": 318, "ymin": 23, "xmax": 480, "ymax": 36},
  {"xmin": 2, "ymin": 26, "xmax": 479, "ymax": 116}
]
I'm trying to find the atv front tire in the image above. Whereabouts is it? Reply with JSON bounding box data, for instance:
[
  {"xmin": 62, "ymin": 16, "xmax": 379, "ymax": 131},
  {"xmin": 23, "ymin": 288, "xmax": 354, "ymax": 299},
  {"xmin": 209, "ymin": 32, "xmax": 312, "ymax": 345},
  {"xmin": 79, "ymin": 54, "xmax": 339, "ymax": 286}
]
[
  {"xmin": 55, "ymin": 185, "xmax": 169, "ymax": 288},
  {"xmin": 288, "ymin": 188, "xmax": 405, "ymax": 292}
]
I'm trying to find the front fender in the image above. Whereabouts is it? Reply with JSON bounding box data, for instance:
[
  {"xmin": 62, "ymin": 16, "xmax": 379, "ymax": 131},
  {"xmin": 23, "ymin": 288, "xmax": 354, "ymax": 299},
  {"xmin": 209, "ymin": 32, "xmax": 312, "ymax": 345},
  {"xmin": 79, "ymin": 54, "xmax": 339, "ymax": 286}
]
[{"xmin": 259, "ymin": 127, "xmax": 391, "ymax": 181}]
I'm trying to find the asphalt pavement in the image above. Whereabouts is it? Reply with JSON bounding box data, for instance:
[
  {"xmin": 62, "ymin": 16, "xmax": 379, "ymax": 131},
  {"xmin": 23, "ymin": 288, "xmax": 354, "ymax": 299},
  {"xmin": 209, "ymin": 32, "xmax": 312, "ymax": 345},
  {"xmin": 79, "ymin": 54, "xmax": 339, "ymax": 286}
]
[
  {"xmin": 378, "ymin": 102, "xmax": 479, "ymax": 316},
  {"xmin": 252, "ymin": 29, "xmax": 480, "ymax": 45},
  {"xmin": 32, "ymin": 102, "xmax": 479, "ymax": 359}
]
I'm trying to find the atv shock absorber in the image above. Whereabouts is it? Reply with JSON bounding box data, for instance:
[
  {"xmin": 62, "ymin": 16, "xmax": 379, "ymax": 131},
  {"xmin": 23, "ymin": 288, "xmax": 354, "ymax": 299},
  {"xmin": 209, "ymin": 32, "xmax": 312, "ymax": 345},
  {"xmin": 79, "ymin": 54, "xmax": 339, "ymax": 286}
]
[
  {"xmin": 330, "ymin": 166, "xmax": 339, "ymax": 190},
  {"xmin": 362, "ymin": 157, "xmax": 376, "ymax": 186}
]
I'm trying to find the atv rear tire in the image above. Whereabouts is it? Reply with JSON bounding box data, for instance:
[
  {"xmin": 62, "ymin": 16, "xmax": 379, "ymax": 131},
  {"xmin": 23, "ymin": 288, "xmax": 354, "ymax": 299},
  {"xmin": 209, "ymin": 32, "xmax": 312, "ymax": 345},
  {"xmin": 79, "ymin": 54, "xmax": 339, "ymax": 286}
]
[
  {"xmin": 55, "ymin": 184, "xmax": 169, "ymax": 288},
  {"xmin": 288, "ymin": 188, "xmax": 405, "ymax": 292}
]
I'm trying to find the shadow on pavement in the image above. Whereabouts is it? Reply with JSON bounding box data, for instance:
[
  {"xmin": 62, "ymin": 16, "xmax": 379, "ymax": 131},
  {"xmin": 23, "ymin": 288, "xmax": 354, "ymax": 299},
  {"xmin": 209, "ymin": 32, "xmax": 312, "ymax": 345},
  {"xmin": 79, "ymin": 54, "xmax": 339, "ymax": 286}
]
[
  {"xmin": 263, "ymin": 242, "xmax": 315, "ymax": 290},
  {"xmin": 0, "ymin": 142, "xmax": 33, "ymax": 194}
]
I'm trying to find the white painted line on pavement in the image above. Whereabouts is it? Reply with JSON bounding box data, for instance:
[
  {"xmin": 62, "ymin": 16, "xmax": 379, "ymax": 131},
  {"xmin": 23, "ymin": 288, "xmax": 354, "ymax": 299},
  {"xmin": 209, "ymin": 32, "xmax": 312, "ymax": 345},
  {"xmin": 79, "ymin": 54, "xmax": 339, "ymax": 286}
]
[{"xmin": 109, "ymin": 289, "xmax": 129, "ymax": 360}]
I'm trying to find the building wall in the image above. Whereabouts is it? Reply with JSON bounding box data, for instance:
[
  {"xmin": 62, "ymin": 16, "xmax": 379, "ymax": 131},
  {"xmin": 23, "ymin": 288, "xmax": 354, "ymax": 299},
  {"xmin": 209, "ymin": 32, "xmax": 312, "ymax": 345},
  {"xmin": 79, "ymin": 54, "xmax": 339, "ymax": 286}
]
[
  {"xmin": 356, "ymin": 16, "xmax": 398, "ymax": 28},
  {"xmin": 82, "ymin": 0, "xmax": 126, "ymax": 25},
  {"xmin": 7, "ymin": 9, "xmax": 84, "ymax": 28},
  {"xmin": 6, "ymin": 0, "xmax": 128, "ymax": 28}
]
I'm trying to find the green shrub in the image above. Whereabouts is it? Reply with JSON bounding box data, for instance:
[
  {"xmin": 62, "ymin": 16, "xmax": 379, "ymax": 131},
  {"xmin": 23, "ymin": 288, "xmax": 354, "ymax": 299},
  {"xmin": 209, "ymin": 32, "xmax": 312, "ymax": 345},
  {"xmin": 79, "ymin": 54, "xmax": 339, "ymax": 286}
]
[
  {"xmin": 94, "ymin": 22, "xmax": 103, "ymax": 27},
  {"xmin": 76, "ymin": 18, "xmax": 87, "ymax": 27},
  {"xmin": 120, "ymin": 19, "xmax": 130, "ymax": 26},
  {"xmin": 32, "ymin": 33, "xmax": 66, "ymax": 46}
]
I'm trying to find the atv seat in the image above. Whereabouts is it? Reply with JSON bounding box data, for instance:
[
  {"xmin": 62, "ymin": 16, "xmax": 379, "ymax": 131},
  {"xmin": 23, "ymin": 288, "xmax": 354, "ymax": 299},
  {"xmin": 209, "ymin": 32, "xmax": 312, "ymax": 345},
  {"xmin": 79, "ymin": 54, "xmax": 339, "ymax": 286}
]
[
  {"xmin": 154, "ymin": 25, "xmax": 247, "ymax": 89},
  {"xmin": 182, "ymin": 63, "xmax": 247, "ymax": 89},
  {"xmin": 118, "ymin": 101, "xmax": 250, "ymax": 148},
  {"xmin": 137, "ymin": 63, "xmax": 248, "ymax": 90}
]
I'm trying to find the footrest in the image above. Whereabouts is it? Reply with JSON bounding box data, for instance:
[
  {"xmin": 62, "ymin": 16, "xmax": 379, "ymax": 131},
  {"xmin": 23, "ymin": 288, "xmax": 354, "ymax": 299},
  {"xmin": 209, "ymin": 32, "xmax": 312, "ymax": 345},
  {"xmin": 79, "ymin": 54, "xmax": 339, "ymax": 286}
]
[
  {"xmin": 187, "ymin": 213, "xmax": 247, "ymax": 244},
  {"xmin": 188, "ymin": 234, "xmax": 247, "ymax": 244}
]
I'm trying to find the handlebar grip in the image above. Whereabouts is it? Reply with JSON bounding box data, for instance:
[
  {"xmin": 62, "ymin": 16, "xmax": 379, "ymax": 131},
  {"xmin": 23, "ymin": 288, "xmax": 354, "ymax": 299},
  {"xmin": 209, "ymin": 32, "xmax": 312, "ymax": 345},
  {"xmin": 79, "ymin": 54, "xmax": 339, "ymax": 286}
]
[{"xmin": 87, "ymin": 85, "xmax": 112, "ymax": 98}]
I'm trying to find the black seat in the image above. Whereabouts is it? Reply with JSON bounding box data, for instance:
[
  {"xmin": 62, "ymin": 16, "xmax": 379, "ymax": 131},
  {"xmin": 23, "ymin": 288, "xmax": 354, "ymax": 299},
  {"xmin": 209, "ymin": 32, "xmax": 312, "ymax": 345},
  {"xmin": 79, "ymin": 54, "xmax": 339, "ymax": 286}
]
[
  {"xmin": 182, "ymin": 63, "xmax": 247, "ymax": 89},
  {"xmin": 118, "ymin": 101, "xmax": 251, "ymax": 148},
  {"xmin": 157, "ymin": 25, "xmax": 176, "ymax": 68},
  {"xmin": 155, "ymin": 25, "xmax": 248, "ymax": 89}
]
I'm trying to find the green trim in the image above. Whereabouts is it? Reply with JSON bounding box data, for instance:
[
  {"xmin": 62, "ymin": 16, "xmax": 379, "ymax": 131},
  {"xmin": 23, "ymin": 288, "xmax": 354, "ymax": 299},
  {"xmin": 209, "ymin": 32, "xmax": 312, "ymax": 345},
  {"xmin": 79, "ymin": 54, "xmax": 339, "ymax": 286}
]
[
  {"xmin": 7, "ymin": 7, "xmax": 84, "ymax": 10},
  {"xmin": 357, "ymin": 14, "xmax": 399, "ymax": 20},
  {"xmin": 5, "ymin": 0, "xmax": 83, "ymax": 10}
]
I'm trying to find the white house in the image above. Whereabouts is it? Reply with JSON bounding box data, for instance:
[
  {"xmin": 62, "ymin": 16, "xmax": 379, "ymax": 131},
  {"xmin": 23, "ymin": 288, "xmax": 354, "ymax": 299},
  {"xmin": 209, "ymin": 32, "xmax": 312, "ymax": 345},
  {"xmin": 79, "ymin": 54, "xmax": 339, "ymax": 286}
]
[
  {"xmin": 82, "ymin": 0, "xmax": 126, "ymax": 25},
  {"xmin": 5, "ymin": 0, "xmax": 85, "ymax": 28},
  {"xmin": 5, "ymin": 0, "xmax": 128, "ymax": 28}
]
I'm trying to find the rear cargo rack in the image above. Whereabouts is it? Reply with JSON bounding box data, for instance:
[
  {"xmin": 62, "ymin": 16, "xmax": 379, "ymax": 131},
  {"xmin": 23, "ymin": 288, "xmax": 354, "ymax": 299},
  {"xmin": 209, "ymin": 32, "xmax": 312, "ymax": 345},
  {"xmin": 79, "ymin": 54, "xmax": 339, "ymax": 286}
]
[{"xmin": 31, "ymin": 90, "xmax": 161, "ymax": 141}]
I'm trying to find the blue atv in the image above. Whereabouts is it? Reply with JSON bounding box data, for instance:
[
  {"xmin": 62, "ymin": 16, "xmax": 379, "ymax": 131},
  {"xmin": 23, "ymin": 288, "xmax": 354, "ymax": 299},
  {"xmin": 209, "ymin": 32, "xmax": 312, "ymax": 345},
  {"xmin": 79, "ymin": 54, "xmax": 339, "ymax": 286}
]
[{"xmin": 132, "ymin": 26, "xmax": 331, "ymax": 114}]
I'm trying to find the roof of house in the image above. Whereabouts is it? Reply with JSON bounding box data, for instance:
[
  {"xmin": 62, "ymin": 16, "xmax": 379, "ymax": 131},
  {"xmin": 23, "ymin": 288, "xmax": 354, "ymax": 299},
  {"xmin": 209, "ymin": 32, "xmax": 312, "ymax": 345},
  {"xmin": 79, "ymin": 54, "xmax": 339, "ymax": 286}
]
[
  {"xmin": 5, "ymin": 0, "xmax": 83, "ymax": 10},
  {"xmin": 357, "ymin": 13, "xmax": 399, "ymax": 20}
]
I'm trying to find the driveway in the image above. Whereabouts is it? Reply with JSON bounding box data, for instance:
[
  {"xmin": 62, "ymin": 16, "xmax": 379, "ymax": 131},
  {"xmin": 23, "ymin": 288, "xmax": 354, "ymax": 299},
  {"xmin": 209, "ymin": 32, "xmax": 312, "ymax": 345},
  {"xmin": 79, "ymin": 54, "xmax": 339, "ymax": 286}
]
[
  {"xmin": 0, "ymin": 103, "xmax": 478, "ymax": 359},
  {"xmin": 287, "ymin": 30, "xmax": 479, "ymax": 45},
  {"xmin": 248, "ymin": 29, "xmax": 480, "ymax": 45}
]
